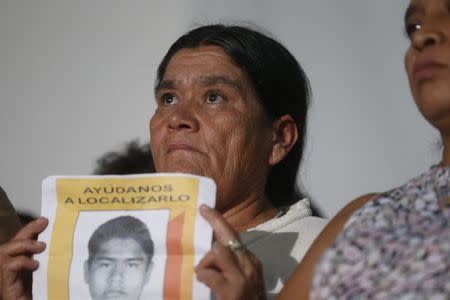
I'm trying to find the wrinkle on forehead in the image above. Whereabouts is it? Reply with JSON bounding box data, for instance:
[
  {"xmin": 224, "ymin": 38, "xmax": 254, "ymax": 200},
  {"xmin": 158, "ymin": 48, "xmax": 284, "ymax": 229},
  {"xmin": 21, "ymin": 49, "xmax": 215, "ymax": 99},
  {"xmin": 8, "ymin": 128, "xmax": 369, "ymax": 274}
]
[
  {"xmin": 155, "ymin": 46, "xmax": 252, "ymax": 99},
  {"xmin": 155, "ymin": 74, "xmax": 244, "ymax": 94}
]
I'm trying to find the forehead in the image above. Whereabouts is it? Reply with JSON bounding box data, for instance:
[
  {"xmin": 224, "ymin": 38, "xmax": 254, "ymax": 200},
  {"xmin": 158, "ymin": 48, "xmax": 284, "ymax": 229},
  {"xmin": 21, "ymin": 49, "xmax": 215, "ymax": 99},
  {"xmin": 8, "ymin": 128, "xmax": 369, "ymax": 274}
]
[
  {"xmin": 163, "ymin": 46, "xmax": 247, "ymax": 83},
  {"xmin": 408, "ymin": 0, "xmax": 449, "ymax": 5},
  {"xmin": 406, "ymin": 0, "xmax": 448, "ymax": 18},
  {"xmin": 94, "ymin": 238, "xmax": 146, "ymax": 258},
  {"xmin": 405, "ymin": 0, "xmax": 420, "ymax": 18}
]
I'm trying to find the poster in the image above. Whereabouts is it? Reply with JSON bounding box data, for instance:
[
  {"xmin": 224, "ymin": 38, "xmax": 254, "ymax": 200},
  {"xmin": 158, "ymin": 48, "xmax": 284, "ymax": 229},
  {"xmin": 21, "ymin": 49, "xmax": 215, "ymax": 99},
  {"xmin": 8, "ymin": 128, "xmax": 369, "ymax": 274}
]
[{"xmin": 33, "ymin": 173, "xmax": 216, "ymax": 300}]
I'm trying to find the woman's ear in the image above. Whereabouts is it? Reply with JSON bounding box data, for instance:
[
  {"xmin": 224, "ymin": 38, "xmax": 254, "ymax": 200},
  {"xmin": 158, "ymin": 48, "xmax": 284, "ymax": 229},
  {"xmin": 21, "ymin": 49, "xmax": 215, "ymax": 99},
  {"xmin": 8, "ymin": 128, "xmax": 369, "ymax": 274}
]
[{"xmin": 268, "ymin": 114, "xmax": 298, "ymax": 166}]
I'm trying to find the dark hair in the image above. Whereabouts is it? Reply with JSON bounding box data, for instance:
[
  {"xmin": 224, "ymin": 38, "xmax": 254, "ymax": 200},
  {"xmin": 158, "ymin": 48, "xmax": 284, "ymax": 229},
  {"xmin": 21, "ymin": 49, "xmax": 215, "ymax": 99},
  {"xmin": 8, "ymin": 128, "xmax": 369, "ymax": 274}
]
[
  {"xmin": 155, "ymin": 24, "xmax": 311, "ymax": 207},
  {"xmin": 93, "ymin": 140, "xmax": 155, "ymax": 175},
  {"xmin": 87, "ymin": 215, "xmax": 154, "ymax": 267}
]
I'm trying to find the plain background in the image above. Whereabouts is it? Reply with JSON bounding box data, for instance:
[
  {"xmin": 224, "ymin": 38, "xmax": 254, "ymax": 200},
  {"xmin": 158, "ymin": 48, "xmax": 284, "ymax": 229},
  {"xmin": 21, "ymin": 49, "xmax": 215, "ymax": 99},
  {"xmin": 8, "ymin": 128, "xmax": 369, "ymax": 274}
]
[{"xmin": 0, "ymin": 0, "xmax": 439, "ymax": 218}]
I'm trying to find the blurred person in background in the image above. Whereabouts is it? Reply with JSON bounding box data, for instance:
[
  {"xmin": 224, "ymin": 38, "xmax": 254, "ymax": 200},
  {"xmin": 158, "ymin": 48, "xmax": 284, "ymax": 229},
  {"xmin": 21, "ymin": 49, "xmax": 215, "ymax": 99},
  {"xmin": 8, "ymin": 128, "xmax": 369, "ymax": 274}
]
[
  {"xmin": 93, "ymin": 140, "xmax": 155, "ymax": 175},
  {"xmin": 0, "ymin": 187, "xmax": 21, "ymax": 244}
]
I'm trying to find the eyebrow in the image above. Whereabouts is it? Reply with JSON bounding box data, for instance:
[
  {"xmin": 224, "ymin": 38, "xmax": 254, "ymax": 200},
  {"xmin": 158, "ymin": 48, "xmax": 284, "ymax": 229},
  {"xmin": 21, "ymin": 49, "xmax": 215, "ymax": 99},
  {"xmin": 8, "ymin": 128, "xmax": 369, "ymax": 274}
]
[
  {"xmin": 93, "ymin": 257, "xmax": 114, "ymax": 262},
  {"xmin": 155, "ymin": 75, "xmax": 244, "ymax": 94},
  {"xmin": 404, "ymin": 4, "xmax": 418, "ymax": 24},
  {"xmin": 198, "ymin": 75, "xmax": 244, "ymax": 92},
  {"xmin": 155, "ymin": 80, "xmax": 176, "ymax": 92},
  {"xmin": 93, "ymin": 256, "xmax": 145, "ymax": 262},
  {"xmin": 126, "ymin": 258, "xmax": 145, "ymax": 262}
]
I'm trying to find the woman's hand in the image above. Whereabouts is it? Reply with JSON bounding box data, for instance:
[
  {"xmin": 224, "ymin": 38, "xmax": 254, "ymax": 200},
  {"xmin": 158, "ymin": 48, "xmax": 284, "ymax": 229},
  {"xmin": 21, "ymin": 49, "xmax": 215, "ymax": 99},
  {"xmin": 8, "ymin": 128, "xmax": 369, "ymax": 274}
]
[
  {"xmin": 0, "ymin": 217, "xmax": 48, "ymax": 300},
  {"xmin": 195, "ymin": 205, "xmax": 266, "ymax": 300}
]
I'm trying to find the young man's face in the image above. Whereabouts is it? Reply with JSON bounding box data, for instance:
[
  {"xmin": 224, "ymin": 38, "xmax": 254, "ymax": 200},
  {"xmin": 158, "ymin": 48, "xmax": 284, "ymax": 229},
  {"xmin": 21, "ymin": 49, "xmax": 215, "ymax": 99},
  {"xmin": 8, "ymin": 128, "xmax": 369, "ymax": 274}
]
[{"xmin": 84, "ymin": 237, "xmax": 152, "ymax": 300}]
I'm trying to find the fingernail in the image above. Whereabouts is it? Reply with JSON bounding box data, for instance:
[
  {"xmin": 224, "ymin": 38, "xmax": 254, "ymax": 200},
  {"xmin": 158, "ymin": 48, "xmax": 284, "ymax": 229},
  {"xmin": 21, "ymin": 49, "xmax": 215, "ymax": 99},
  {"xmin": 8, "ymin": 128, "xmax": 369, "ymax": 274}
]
[
  {"xmin": 32, "ymin": 260, "xmax": 40, "ymax": 268},
  {"xmin": 200, "ymin": 204, "xmax": 212, "ymax": 211},
  {"xmin": 36, "ymin": 217, "xmax": 47, "ymax": 224},
  {"xmin": 35, "ymin": 241, "xmax": 46, "ymax": 248}
]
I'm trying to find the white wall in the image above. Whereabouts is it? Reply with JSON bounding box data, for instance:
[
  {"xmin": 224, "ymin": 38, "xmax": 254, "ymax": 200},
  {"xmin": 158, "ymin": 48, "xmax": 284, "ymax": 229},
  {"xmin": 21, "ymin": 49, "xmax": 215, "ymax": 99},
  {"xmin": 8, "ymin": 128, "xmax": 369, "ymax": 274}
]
[{"xmin": 0, "ymin": 0, "xmax": 439, "ymax": 218}]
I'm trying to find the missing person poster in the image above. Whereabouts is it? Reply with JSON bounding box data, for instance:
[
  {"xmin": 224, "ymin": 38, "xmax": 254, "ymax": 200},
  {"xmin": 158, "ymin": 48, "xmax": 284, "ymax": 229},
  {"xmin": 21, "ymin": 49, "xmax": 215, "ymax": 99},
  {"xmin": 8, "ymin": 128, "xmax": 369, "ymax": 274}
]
[{"xmin": 33, "ymin": 173, "xmax": 216, "ymax": 300}]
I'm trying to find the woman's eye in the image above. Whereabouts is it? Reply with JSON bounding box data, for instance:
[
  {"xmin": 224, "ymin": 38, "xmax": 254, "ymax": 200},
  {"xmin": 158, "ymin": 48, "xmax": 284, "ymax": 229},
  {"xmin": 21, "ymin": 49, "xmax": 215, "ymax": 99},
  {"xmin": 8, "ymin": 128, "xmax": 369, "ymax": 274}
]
[
  {"xmin": 404, "ymin": 23, "xmax": 421, "ymax": 38},
  {"xmin": 161, "ymin": 94, "xmax": 177, "ymax": 105},
  {"xmin": 206, "ymin": 92, "xmax": 223, "ymax": 104}
]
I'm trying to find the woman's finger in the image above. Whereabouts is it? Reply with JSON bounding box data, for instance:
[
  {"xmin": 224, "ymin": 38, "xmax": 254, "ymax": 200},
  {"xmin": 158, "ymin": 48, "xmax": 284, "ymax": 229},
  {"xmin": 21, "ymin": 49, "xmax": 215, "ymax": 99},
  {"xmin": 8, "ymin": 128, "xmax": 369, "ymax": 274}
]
[
  {"xmin": 198, "ymin": 205, "xmax": 266, "ymax": 299},
  {"xmin": 2, "ymin": 256, "xmax": 39, "ymax": 273},
  {"xmin": 196, "ymin": 247, "xmax": 263, "ymax": 300},
  {"xmin": 196, "ymin": 246, "xmax": 248, "ymax": 300},
  {"xmin": 196, "ymin": 245, "xmax": 220, "ymax": 270},
  {"xmin": 232, "ymin": 248, "xmax": 262, "ymax": 277},
  {"xmin": 240, "ymin": 253, "xmax": 263, "ymax": 287},
  {"xmin": 1, "ymin": 256, "xmax": 35, "ymax": 300},
  {"xmin": 196, "ymin": 243, "xmax": 240, "ymax": 276},
  {"xmin": 0, "ymin": 240, "xmax": 46, "ymax": 257},
  {"xmin": 14, "ymin": 217, "xmax": 48, "ymax": 240},
  {"xmin": 199, "ymin": 205, "xmax": 239, "ymax": 246},
  {"xmin": 195, "ymin": 267, "xmax": 229, "ymax": 293}
]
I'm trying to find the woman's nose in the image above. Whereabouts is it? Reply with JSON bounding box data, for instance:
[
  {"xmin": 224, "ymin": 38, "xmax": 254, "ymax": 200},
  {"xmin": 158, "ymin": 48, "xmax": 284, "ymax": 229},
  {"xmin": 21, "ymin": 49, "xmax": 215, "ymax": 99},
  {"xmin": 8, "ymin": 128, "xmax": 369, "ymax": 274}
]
[
  {"xmin": 412, "ymin": 19, "xmax": 445, "ymax": 50},
  {"xmin": 168, "ymin": 104, "xmax": 200, "ymax": 132}
]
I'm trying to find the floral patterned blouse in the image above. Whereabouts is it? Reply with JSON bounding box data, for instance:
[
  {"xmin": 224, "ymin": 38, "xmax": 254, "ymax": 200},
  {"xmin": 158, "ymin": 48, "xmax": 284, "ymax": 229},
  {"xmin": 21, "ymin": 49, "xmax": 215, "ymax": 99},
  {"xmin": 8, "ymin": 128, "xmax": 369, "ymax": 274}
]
[{"xmin": 311, "ymin": 166, "xmax": 450, "ymax": 299}]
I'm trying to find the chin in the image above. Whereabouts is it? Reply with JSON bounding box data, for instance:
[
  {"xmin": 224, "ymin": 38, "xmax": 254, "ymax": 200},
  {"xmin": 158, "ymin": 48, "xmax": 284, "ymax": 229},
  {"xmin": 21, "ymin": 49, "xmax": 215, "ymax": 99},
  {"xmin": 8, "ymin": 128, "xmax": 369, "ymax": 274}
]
[
  {"xmin": 414, "ymin": 81, "xmax": 450, "ymax": 120},
  {"xmin": 417, "ymin": 101, "xmax": 450, "ymax": 133}
]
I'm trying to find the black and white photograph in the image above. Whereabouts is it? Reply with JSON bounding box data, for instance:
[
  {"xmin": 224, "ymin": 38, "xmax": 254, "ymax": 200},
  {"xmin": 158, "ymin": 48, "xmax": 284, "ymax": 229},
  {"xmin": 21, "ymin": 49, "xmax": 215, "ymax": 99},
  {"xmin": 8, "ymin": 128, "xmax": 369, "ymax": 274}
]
[{"xmin": 69, "ymin": 210, "xmax": 169, "ymax": 300}]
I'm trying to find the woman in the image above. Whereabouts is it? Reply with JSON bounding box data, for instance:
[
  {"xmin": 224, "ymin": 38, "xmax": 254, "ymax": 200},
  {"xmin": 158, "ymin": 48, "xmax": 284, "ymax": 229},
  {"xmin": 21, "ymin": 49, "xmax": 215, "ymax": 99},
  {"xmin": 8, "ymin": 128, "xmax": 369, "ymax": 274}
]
[
  {"xmin": 293, "ymin": 0, "xmax": 450, "ymax": 297},
  {"xmin": 197, "ymin": 0, "xmax": 450, "ymax": 298},
  {"xmin": 0, "ymin": 25, "xmax": 326, "ymax": 299}
]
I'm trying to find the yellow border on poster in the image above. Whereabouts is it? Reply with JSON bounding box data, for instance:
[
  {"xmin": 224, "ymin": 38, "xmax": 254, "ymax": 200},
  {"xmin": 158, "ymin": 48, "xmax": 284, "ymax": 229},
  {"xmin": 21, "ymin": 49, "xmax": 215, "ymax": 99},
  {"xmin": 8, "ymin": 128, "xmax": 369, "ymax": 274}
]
[{"xmin": 48, "ymin": 176, "xmax": 199, "ymax": 300}]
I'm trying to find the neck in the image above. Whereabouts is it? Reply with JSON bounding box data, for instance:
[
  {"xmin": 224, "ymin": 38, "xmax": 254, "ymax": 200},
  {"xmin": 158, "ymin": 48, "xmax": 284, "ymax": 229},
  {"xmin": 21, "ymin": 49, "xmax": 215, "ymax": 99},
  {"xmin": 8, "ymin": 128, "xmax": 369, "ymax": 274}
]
[{"xmin": 220, "ymin": 193, "xmax": 279, "ymax": 233}]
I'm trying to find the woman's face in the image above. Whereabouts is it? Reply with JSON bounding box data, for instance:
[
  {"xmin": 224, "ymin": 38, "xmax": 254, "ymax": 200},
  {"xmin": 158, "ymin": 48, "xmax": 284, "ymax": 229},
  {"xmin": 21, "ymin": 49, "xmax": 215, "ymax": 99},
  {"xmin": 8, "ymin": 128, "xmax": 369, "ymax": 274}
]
[
  {"xmin": 404, "ymin": 0, "xmax": 450, "ymax": 130},
  {"xmin": 150, "ymin": 46, "xmax": 275, "ymax": 211}
]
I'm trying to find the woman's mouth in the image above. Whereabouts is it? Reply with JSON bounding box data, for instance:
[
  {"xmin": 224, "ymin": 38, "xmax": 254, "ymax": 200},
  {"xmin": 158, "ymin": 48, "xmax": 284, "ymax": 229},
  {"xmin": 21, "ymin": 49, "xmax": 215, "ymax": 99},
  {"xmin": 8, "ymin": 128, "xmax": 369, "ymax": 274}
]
[
  {"xmin": 168, "ymin": 143, "xmax": 199, "ymax": 154},
  {"xmin": 413, "ymin": 61, "xmax": 448, "ymax": 82}
]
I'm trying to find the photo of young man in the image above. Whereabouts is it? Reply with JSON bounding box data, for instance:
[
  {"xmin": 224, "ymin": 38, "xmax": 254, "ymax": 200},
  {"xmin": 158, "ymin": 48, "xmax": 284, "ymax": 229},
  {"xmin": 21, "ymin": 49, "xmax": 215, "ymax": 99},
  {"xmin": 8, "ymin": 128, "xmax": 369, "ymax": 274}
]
[{"xmin": 83, "ymin": 216, "xmax": 154, "ymax": 300}]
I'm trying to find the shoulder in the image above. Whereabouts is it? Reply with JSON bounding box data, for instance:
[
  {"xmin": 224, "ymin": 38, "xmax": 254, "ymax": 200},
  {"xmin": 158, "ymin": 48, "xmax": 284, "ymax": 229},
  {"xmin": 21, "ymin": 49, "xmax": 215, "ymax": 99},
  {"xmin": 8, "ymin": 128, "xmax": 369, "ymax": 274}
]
[
  {"xmin": 0, "ymin": 186, "xmax": 16, "ymax": 216},
  {"xmin": 331, "ymin": 193, "xmax": 377, "ymax": 227},
  {"xmin": 307, "ymin": 193, "xmax": 377, "ymax": 260},
  {"xmin": 301, "ymin": 193, "xmax": 377, "ymax": 268},
  {"xmin": 277, "ymin": 193, "xmax": 377, "ymax": 300},
  {"xmin": 242, "ymin": 199, "xmax": 327, "ymax": 260},
  {"xmin": 0, "ymin": 186, "xmax": 22, "ymax": 243},
  {"xmin": 250, "ymin": 199, "xmax": 327, "ymax": 234}
]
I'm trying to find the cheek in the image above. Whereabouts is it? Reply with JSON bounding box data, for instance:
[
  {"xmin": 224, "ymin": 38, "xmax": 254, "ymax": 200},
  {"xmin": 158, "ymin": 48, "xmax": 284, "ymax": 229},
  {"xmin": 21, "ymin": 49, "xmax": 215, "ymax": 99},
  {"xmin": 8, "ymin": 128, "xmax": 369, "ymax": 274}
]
[
  {"xmin": 221, "ymin": 118, "xmax": 269, "ymax": 164},
  {"xmin": 199, "ymin": 116, "xmax": 246, "ymax": 176},
  {"xmin": 211, "ymin": 115, "xmax": 248, "ymax": 148},
  {"xmin": 149, "ymin": 115, "xmax": 159, "ymax": 138},
  {"xmin": 124, "ymin": 268, "xmax": 147, "ymax": 286},
  {"xmin": 404, "ymin": 49, "xmax": 415, "ymax": 82},
  {"xmin": 89, "ymin": 271, "xmax": 108, "ymax": 292},
  {"xmin": 149, "ymin": 117, "xmax": 164, "ymax": 158},
  {"xmin": 404, "ymin": 49, "xmax": 422, "ymax": 105}
]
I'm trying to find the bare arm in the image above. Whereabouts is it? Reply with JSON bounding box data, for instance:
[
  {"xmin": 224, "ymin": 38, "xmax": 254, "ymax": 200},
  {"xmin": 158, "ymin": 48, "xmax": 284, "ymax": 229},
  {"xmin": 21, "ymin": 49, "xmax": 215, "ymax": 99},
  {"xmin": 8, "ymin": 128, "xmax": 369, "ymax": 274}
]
[
  {"xmin": 0, "ymin": 187, "xmax": 22, "ymax": 244},
  {"xmin": 277, "ymin": 193, "xmax": 376, "ymax": 300}
]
